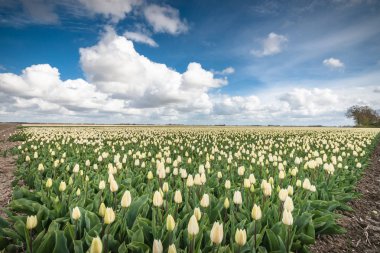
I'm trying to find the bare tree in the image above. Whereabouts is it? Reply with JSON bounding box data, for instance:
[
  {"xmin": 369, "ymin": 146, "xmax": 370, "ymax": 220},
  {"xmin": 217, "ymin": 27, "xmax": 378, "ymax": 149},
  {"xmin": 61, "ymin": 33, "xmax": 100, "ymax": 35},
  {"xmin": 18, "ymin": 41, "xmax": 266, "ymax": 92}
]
[{"xmin": 346, "ymin": 105, "xmax": 379, "ymax": 127}]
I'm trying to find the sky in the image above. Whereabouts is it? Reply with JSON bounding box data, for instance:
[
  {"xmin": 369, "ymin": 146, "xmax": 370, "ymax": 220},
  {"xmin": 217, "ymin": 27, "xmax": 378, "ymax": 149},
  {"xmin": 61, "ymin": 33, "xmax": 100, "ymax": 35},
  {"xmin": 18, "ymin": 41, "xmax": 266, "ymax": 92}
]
[{"xmin": 0, "ymin": 0, "xmax": 379, "ymax": 125}]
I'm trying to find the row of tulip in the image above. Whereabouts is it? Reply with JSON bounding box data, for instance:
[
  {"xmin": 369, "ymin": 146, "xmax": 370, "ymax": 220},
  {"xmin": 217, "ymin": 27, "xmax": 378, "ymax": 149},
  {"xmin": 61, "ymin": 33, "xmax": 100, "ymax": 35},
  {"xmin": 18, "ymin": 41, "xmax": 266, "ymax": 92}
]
[{"xmin": 0, "ymin": 126, "xmax": 379, "ymax": 253}]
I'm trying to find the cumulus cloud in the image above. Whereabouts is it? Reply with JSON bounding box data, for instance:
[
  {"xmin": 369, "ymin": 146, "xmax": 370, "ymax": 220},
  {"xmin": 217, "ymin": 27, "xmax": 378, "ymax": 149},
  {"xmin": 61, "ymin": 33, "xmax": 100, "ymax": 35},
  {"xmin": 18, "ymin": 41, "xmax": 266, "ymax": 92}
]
[
  {"xmin": 279, "ymin": 88, "xmax": 339, "ymax": 115},
  {"xmin": 78, "ymin": 0, "xmax": 142, "ymax": 22},
  {"xmin": 251, "ymin": 32, "xmax": 288, "ymax": 57},
  {"xmin": 323, "ymin": 57, "xmax": 345, "ymax": 69},
  {"xmin": 124, "ymin": 31, "xmax": 158, "ymax": 47},
  {"xmin": 1, "ymin": 28, "xmax": 378, "ymax": 125},
  {"xmin": 80, "ymin": 28, "xmax": 224, "ymax": 109},
  {"xmin": 0, "ymin": 64, "xmax": 127, "ymax": 115},
  {"xmin": 143, "ymin": 4, "xmax": 188, "ymax": 34},
  {"xmin": 212, "ymin": 95, "xmax": 260, "ymax": 115}
]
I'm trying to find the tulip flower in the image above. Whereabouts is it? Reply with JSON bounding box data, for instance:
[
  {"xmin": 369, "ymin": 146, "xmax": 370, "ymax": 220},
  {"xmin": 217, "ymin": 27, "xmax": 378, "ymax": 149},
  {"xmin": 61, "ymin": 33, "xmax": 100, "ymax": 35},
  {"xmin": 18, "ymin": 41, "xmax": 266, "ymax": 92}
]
[
  {"xmin": 153, "ymin": 191, "xmax": 163, "ymax": 207},
  {"xmin": 235, "ymin": 228, "xmax": 247, "ymax": 246},
  {"xmin": 210, "ymin": 222, "xmax": 223, "ymax": 245},
  {"xmin": 89, "ymin": 236, "xmax": 102, "ymax": 253},
  {"xmin": 152, "ymin": 239, "xmax": 163, "ymax": 253},
  {"xmin": 121, "ymin": 190, "xmax": 132, "ymax": 208}
]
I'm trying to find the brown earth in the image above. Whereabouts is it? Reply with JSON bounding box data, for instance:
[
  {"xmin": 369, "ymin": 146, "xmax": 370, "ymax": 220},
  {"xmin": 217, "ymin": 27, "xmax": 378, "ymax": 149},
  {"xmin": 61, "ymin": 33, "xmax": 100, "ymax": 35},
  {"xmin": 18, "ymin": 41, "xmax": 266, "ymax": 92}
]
[
  {"xmin": 310, "ymin": 139, "xmax": 380, "ymax": 253},
  {"xmin": 0, "ymin": 123, "xmax": 20, "ymax": 218}
]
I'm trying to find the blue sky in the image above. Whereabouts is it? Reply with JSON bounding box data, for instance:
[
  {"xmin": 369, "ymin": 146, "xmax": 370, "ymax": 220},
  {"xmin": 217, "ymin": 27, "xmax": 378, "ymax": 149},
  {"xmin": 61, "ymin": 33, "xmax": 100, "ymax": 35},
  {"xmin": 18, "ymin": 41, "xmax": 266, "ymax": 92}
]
[{"xmin": 0, "ymin": 0, "xmax": 379, "ymax": 125}]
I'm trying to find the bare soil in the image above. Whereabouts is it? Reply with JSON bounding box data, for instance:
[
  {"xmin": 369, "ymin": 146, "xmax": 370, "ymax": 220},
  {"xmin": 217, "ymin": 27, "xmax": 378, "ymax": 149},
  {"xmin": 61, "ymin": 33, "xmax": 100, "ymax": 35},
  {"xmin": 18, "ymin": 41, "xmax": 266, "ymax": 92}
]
[
  {"xmin": 310, "ymin": 139, "xmax": 380, "ymax": 253},
  {"xmin": 0, "ymin": 123, "xmax": 19, "ymax": 218}
]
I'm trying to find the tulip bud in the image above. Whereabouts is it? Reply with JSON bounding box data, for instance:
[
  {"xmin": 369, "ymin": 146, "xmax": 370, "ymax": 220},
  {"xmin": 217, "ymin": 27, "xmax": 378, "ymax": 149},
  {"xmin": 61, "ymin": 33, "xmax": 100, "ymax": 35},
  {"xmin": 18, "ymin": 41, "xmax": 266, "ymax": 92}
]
[
  {"xmin": 186, "ymin": 175, "xmax": 194, "ymax": 187},
  {"xmin": 287, "ymin": 185, "xmax": 294, "ymax": 196},
  {"xmin": 174, "ymin": 190, "xmax": 182, "ymax": 204},
  {"xmin": 194, "ymin": 174, "xmax": 202, "ymax": 185},
  {"xmin": 233, "ymin": 191, "xmax": 243, "ymax": 205},
  {"xmin": 278, "ymin": 189, "xmax": 288, "ymax": 202},
  {"xmin": 104, "ymin": 207, "xmax": 115, "ymax": 224},
  {"xmin": 302, "ymin": 178, "xmax": 311, "ymax": 190},
  {"xmin": 224, "ymin": 198, "xmax": 230, "ymax": 209},
  {"xmin": 76, "ymin": 188, "xmax": 81, "ymax": 196},
  {"xmin": 251, "ymin": 204, "xmax": 262, "ymax": 220},
  {"xmin": 162, "ymin": 182, "xmax": 169, "ymax": 193},
  {"xmin": 284, "ymin": 196, "xmax": 294, "ymax": 212},
  {"xmin": 187, "ymin": 215, "xmax": 199, "ymax": 236},
  {"xmin": 99, "ymin": 180, "xmax": 105, "ymax": 190},
  {"xmin": 263, "ymin": 182, "xmax": 272, "ymax": 196},
  {"xmin": 282, "ymin": 209, "xmax": 293, "ymax": 226},
  {"xmin": 110, "ymin": 179, "xmax": 118, "ymax": 192},
  {"xmin": 38, "ymin": 163, "xmax": 44, "ymax": 171},
  {"xmin": 98, "ymin": 203, "xmax": 106, "ymax": 217},
  {"xmin": 153, "ymin": 239, "xmax": 163, "ymax": 253},
  {"xmin": 200, "ymin": 194, "xmax": 210, "ymax": 208},
  {"xmin": 235, "ymin": 229, "xmax": 247, "ymax": 246},
  {"xmin": 73, "ymin": 164, "xmax": 79, "ymax": 174},
  {"xmin": 46, "ymin": 178, "xmax": 52, "ymax": 188},
  {"xmin": 121, "ymin": 190, "xmax": 132, "ymax": 208},
  {"xmin": 168, "ymin": 244, "xmax": 176, "ymax": 253},
  {"xmin": 238, "ymin": 166, "xmax": 245, "ymax": 176},
  {"xmin": 210, "ymin": 222, "xmax": 223, "ymax": 244},
  {"xmin": 59, "ymin": 181, "xmax": 66, "ymax": 192},
  {"xmin": 224, "ymin": 180, "xmax": 231, "ymax": 189},
  {"xmin": 26, "ymin": 215, "xmax": 37, "ymax": 230},
  {"xmin": 153, "ymin": 191, "xmax": 163, "ymax": 207},
  {"xmin": 89, "ymin": 236, "xmax": 102, "ymax": 253},
  {"xmin": 72, "ymin": 207, "xmax": 81, "ymax": 220},
  {"xmin": 243, "ymin": 179, "xmax": 251, "ymax": 188},
  {"xmin": 166, "ymin": 215, "xmax": 176, "ymax": 231},
  {"xmin": 249, "ymin": 174, "xmax": 256, "ymax": 184},
  {"xmin": 145, "ymin": 171, "xmax": 153, "ymax": 180},
  {"xmin": 194, "ymin": 207, "xmax": 202, "ymax": 221}
]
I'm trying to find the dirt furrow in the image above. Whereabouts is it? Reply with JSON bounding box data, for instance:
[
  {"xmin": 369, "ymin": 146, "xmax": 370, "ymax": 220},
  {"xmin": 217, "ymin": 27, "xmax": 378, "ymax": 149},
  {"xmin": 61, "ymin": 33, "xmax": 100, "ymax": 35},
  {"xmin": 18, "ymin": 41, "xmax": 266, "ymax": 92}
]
[
  {"xmin": 311, "ymin": 138, "xmax": 380, "ymax": 253},
  {"xmin": 0, "ymin": 124, "xmax": 19, "ymax": 218}
]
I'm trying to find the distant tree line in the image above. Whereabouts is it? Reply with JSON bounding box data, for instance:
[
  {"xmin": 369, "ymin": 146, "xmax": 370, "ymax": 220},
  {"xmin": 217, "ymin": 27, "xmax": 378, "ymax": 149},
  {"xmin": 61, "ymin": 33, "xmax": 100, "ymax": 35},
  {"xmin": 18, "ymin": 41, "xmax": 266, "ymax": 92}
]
[{"xmin": 346, "ymin": 105, "xmax": 380, "ymax": 127}]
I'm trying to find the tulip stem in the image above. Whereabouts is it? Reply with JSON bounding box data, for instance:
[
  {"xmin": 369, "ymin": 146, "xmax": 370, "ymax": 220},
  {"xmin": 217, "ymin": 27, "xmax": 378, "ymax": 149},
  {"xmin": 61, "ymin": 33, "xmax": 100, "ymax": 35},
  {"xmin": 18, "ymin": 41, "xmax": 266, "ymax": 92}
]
[
  {"xmin": 254, "ymin": 221, "xmax": 257, "ymax": 251},
  {"xmin": 28, "ymin": 230, "xmax": 33, "ymax": 253},
  {"xmin": 113, "ymin": 192, "xmax": 117, "ymax": 210},
  {"xmin": 104, "ymin": 225, "xmax": 110, "ymax": 253},
  {"xmin": 189, "ymin": 235, "xmax": 195, "ymax": 253},
  {"xmin": 286, "ymin": 225, "xmax": 291, "ymax": 253},
  {"xmin": 74, "ymin": 220, "xmax": 78, "ymax": 240}
]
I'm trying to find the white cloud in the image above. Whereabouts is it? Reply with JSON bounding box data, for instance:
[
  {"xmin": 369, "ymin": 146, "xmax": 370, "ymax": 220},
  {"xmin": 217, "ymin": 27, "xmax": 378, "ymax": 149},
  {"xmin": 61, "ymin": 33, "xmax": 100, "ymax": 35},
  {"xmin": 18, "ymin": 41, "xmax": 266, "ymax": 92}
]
[
  {"xmin": 79, "ymin": 28, "xmax": 225, "ymax": 110},
  {"xmin": 143, "ymin": 4, "xmax": 188, "ymax": 35},
  {"xmin": 124, "ymin": 31, "xmax": 158, "ymax": 47},
  {"xmin": 213, "ymin": 67, "xmax": 235, "ymax": 75},
  {"xmin": 279, "ymin": 88, "xmax": 339, "ymax": 115},
  {"xmin": 251, "ymin": 32, "xmax": 288, "ymax": 57},
  {"xmin": 323, "ymin": 57, "xmax": 345, "ymax": 69},
  {"xmin": 78, "ymin": 0, "xmax": 142, "ymax": 22},
  {"xmin": 0, "ymin": 28, "xmax": 378, "ymax": 125},
  {"xmin": 0, "ymin": 64, "xmax": 127, "ymax": 115},
  {"xmin": 212, "ymin": 95, "xmax": 260, "ymax": 115}
]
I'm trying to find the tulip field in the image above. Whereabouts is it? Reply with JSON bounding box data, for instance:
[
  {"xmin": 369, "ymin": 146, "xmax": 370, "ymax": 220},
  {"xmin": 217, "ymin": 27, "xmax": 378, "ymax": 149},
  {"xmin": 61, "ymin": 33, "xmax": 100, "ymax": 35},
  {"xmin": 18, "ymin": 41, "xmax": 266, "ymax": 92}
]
[{"xmin": 0, "ymin": 126, "xmax": 379, "ymax": 253}]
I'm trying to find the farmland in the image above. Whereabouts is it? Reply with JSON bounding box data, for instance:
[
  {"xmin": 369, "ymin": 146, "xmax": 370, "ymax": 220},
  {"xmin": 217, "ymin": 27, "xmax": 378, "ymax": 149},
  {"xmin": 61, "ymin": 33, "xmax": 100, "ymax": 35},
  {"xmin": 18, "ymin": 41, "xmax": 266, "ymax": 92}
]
[{"xmin": 0, "ymin": 126, "xmax": 379, "ymax": 253}]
